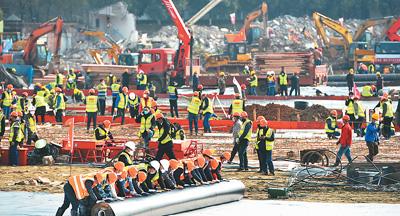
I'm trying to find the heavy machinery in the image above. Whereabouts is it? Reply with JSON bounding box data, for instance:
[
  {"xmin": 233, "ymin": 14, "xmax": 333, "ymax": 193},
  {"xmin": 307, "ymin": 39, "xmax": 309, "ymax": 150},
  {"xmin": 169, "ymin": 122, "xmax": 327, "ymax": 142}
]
[
  {"xmin": 205, "ymin": 2, "xmax": 268, "ymax": 73},
  {"xmin": 386, "ymin": 18, "xmax": 400, "ymax": 41},
  {"xmin": 353, "ymin": 16, "xmax": 397, "ymax": 42}
]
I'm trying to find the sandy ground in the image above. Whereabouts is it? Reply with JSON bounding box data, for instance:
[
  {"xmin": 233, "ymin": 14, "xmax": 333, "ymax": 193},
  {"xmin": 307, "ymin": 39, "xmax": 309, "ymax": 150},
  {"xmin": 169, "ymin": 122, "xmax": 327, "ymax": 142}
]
[{"xmin": 0, "ymin": 165, "xmax": 399, "ymax": 203}]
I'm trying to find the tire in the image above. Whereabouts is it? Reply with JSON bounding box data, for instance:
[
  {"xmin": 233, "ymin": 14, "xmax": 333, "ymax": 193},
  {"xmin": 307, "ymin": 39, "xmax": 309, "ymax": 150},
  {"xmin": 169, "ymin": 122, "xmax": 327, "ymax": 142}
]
[{"xmin": 91, "ymin": 202, "xmax": 115, "ymax": 216}]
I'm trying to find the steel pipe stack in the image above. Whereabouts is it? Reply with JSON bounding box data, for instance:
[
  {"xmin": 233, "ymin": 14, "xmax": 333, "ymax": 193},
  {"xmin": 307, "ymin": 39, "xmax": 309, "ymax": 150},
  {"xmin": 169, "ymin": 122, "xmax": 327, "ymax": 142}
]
[{"xmin": 91, "ymin": 180, "xmax": 245, "ymax": 216}]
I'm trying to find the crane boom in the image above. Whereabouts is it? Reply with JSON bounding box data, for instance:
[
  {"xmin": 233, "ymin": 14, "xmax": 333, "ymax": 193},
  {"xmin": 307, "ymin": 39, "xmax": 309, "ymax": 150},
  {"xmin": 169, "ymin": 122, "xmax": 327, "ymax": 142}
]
[
  {"xmin": 353, "ymin": 16, "xmax": 396, "ymax": 41},
  {"xmin": 186, "ymin": 0, "xmax": 223, "ymax": 27},
  {"xmin": 387, "ymin": 18, "xmax": 400, "ymax": 41}
]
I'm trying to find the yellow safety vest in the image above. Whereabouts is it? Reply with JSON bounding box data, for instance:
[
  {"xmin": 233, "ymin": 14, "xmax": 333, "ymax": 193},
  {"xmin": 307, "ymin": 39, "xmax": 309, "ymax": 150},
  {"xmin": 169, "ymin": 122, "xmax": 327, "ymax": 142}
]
[
  {"xmin": 2, "ymin": 91, "xmax": 12, "ymax": 106},
  {"xmin": 238, "ymin": 119, "xmax": 252, "ymax": 141},
  {"xmin": 255, "ymin": 128, "xmax": 262, "ymax": 150},
  {"xmin": 361, "ymin": 86, "xmax": 373, "ymax": 97},
  {"xmin": 68, "ymin": 175, "xmax": 89, "ymax": 200},
  {"xmin": 384, "ymin": 101, "xmax": 394, "ymax": 117},
  {"xmin": 187, "ymin": 96, "xmax": 201, "ymax": 114},
  {"xmin": 119, "ymin": 152, "xmax": 133, "ymax": 165},
  {"xmin": 265, "ymin": 127, "xmax": 274, "ymax": 150},
  {"xmin": 202, "ymin": 97, "xmax": 213, "ymax": 114},
  {"xmin": 324, "ymin": 116, "xmax": 337, "ymax": 133},
  {"xmin": 95, "ymin": 127, "xmax": 108, "ymax": 140},
  {"xmin": 117, "ymin": 93, "xmax": 128, "ymax": 109},
  {"xmin": 140, "ymin": 114, "xmax": 154, "ymax": 133},
  {"xmin": 34, "ymin": 95, "xmax": 47, "ymax": 107},
  {"xmin": 9, "ymin": 121, "xmax": 24, "ymax": 142},
  {"xmin": 55, "ymin": 93, "xmax": 65, "ymax": 110},
  {"xmin": 16, "ymin": 97, "xmax": 26, "ymax": 113},
  {"xmin": 128, "ymin": 97, "xmax": 139, "ymax": 107},
  {"xmin": 86, "ymin": 96, "xmax": 98, "ymax": 112},
  {"xmin": 346, "ymin": 100, "xmax": 354, "ymax": 114},
  {"xmin": 279, "ymin": 74, "xmax": 288, "ymax": 85},
  {"xmin": 355, "ymin": 101, "xmax": 365, "ymax": 117},
  {"xmin": 159, "ymin": 125, "xmax": 172, "ymax": 144},
  {"xmin": 250, "ymin": 75, "xmax": 258, "ymax": 87},
  {"xmin": 168, "ymin": 86, "xmax": 177, "ymax": 99},
  {"xmin": 231, "ymin": 99, "xmax": 244, "ymax": 114},
  {"xmin": 27, "ymin": 115, "xmax": 37, "ymax": 133},
  {"xmin": 56, "ymin": 73, "xmax": 64, "ymax": 85},
  {"xmin": 140, "ymin": 98, "xmax": 153, "ymax": 109},
  {"xmin": 139, "ymin": 74, "xmax": 147, "ymax": 85},
  {"xmin": 111, "ymin": 83, "xmax": 121, "ymax": 94}
]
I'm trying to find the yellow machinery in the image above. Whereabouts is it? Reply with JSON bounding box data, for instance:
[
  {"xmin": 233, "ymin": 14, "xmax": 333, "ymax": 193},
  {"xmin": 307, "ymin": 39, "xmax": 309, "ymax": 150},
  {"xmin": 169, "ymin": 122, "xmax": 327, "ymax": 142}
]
[{"xmin": 82, "ymin": 31, "xmax": 122, "ymax": 64}]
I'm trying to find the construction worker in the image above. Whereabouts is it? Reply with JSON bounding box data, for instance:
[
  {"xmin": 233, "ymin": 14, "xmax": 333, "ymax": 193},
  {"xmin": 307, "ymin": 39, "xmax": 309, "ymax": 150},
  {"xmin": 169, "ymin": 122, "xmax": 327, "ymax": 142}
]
[
  {"xmin": 334, "ymin": 115, "xmax": 353, "ymax": 166},
  {"xmin": 54, "ymin": 87, "xmax": 66, "ymax": 123},
  {"xmin": 353, "ymin": 96, "xmax": 366, "ymax": 136},
  {"xmin": 260, "ymin": 119, "xmax": 275, "ymax": 175},
  {"xmin": 106, "ymin": 72, "xmax": 117, "ymax": 88},
  {"xmin": 118, "ymin": 141, "xmax": 136, "ymax": 166},
  {"xmin": 140, "ymin": 90, "xmax": 154, "ymax": 111},
  {"xmin": 95, "ymin": 120, "xmax": 114, "ymax": 142},
  {"xmin": 155, "ymin": 112, "xmax": 176, "ymax": 160},
  {"xmin": 325, "ymin": 110, "xmax": 340, "ymax": 139},
  {"xmin": 248, "ymin": 70, "xmax": 258, "ymax": 96},
  {"xmin": 170, "ymin": 122, "xmax": 185, "ymax": 140},
  {"xmin": 96, "ymin": 79, "xmax": 107, "ymax": 115},
  {"xmin": 137, "ymin": 70, "xmax": 147, "ymax": 90},
  {"xmin": 113, "ymin": 86, "xmax": 129, "ymax": 125},
  {"xmin": 289, "ymin": 72, "xmax": 300, "ymax": 96},
  {"xmin": 365, "ymin": 113, "xmax": 380, "ymax": 162},
  {"xmin": 0, "ymin": 84, "xmax": 14, "ymax": 119},
  {"xmin": 218, "ymin": 72, "xmax": 226, "ymax": 95},
  {"xmin": 66, "ymin": 69, "xmax": 77, "ymax": 90},
  {"xmin": 148, "ymin": 81, "xmax": 157, "ymax": 100},
  {"xmin": 361, "ymin": 84, "xmax": 374, "ymax": 97},
  {"xmin": 128, "ymin": 92, "xmax": 140, "ymax": 119},
  {"xmin": 26, "ymin": 106, "xmax": 39, "ymax": 145},
  {"xmin": 196, "ymin": 84, "xmax": 203, "ymax": 99},
  {"xmin": 15, "ymin": 92, "xmax": 29, "ymax": 116},
  {"xmin": 33, "ymin": 93, "xmax": 47, "ymax": 125},
  {"xmin": 210, "ymin": 152, "xmax": 231, "ymax": 181},
  {"xmin": 84, "ymin": 89, "xmax": 98, "ymax": 131},
  {"xmin": 125, "ymin": 166, "xmax": 147, "ymax": 196},
  {"xmin": 376, "ymin": 72, "xmax": 383, "ymax": 94},
  {"xmin": 0, "ymin": 108, "xmax": 5, "ymax": 142},
  {"xmin": 168, "ymin": 81, "xmax": 179, "ymax": 118},
  {"xmin": 55, "ymin": 70, "xmax": 64, "ymax": 88},
  {"xmin": 201, "ymin": 93, "xmax": 214, "ymax": 133},
  {"xmin": 136, "ymin": 106, "xmax": 155, "ymax": 149},
  {"xmin": 122, "ymin": 69, "xmax": 131, "ymax": 88},
  {"xmin": 72, "ymin": 88, "xmax": 85, "ymax": 103},
  {"xmin": 266, "ymin": 72, "xmax": 276, "ymax": 96},
  {"xmin": 228, "ymin": 112, "xmax": 242, "ymax": 163},
  {"xmin": 46, "ymin": 90, "xmax": 56, "ymax": 112},
  {"xmin": 159, "ymin": 159, "xmax": 177, "ymax": 190},
  {"xmin": 151, "ymin": 100, "xmax": 161, "ymax": 115},
  {"xmin": 111, "ymin": 79, "xmax": 122, "ymax": 116},
  {"xmin": 192, "ymin": 71, "xmax": 199, "ymax": 92},
  {"xmin": 186, "ymin": 91, "xmax": 201, "ymax": 136},
  {"xmin": 381, "ymin": 94, "xmax": 394, "ymax": 139},
  {"xmin": 56, "ymin": 172, "xmax": 106, "ymax": 216},
  {"xmin": 229, "ymin": 93, "xmax": 245, "ymax": 117},
  {"xmin": 240, "ymin": 84, "xmax": 247, "ymax": 100},
  {"xmin": 346, "ymin": 68, "xmax": 354, "ymax": 93},
  {"xmin": 345, "ymin": 92, "xmax": 355, "ymax": 127},
  {"xmin": 237, "ymin": 111, "xmax": 252, "ymax": 171},
  {"xmin": 278, "ymin": 67, "xmax": 288, "ymax": 96},
  {"xmin": 254, "ymin": 116, "xmax": 265, "ymax": 171},
  {"xmin": 9, "ymin": 111, "xmax": 24, "ymax": 166},
  {"xmin": 243, "ymin": 65, "xmax": 250, "ymax": 75}
]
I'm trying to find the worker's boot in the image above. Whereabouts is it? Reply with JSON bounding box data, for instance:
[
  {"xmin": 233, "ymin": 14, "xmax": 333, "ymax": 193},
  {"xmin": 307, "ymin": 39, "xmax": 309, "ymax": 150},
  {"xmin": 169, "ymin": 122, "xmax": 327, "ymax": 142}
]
[{"xmin": 55, "ymin": 208, "xmax": 65, "ymax": 216}]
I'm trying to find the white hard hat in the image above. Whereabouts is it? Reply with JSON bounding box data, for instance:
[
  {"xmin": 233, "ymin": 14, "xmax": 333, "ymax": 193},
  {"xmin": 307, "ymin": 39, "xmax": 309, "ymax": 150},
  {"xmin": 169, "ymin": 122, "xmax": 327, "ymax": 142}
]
[
  {"xmin": 125, "ymin": 141, "xmax": 136, "ymax": 151},
  {"xmin": 35, "ymin": 139, "xmax": 47, "ymax": 149},
  {"xmin": 160, "ymin": 159, "xmax": 170, "ymax": 172},
  {"xmin": 150, "ymin": 160, "xmax": 160, "ymax": 171},
  {"xmin": 28, "ymin": 106, "xmax": 36, "ymax": 112},
  {"xmin": 129, "ymin": 92, "xmax": 136, "ymax": 100},
  {"xmin": 244, "ymin": 65, "xmax": 249, "ymax": 70}
]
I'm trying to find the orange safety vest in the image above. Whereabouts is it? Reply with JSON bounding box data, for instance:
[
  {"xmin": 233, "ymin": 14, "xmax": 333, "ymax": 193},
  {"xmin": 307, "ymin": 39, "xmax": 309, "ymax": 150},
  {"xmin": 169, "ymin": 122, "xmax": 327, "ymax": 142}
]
[{"xmin": 68, "ymin": 175, "xmax": 89, "ymax": 200}]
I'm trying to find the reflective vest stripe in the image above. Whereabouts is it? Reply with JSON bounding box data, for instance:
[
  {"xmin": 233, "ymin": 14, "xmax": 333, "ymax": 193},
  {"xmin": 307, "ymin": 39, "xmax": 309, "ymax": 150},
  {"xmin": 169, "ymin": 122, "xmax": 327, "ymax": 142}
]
[
  {"xmin": 159, "ymin": 126, "xmax": 172, "ymax": 144},
  {"xmin": 117, "ymin": 93, "xmax": 128, "ymax": 109},
  {"xmin": 346, "ymin": 100, "xmax": 354, "ymax": 114},
  {"xmin": 68, "ymin": 175, "xmax": 89, "ymax": 200},
  {"xmin": 324, "ymin": 116, "xmax": 337, "ymax": 133},
  {"xmin": 3, "ymin": 91, "xmax": 12, "ymax": 106},
  {"xmin": 9, "ymin": 122, "xmax": 24, "ymax": 142},
  {"xmin": 265, "ymin": 128, "xmax": 274, "ymax": 150},
  {"xmin": 28, "ymin": 116, "xmax": 37, "ymax": 132},
  {"xmin": 34, "ymin": 95, "xmax": 47, "ymax": 107},
  {"xmin": 384, "ymin": 101, "xmax": 394, "ymax": 117},
  {"xmin": 140, "ymin": 115, "xmax": 153, "ymax": 133},
  {"xmin": 250, "ymin": 75, "xmax": 258, "ymax": 87},
  {"xmin": 279, "ymin": 74, "xmax": 288, "ymax": 85},
  {"xmin": 128, "ymin": 97, "xmax": 139, "ymax": 106},
  {"xmin": 202, "ymin": 97, "xmax": 213, "ymax": 114},
  {"xmin": 187, "ymin": 97, "xmax": 201, "ymax": 114},
  {"xmin": 356, "ymin": 101, "xmax": 365, "ymax": 117},
  {"xmin": 86, "ymin": 96, "xmax": 98, "ymax": 112},
  {"xmin": 140, "ymin": 98, "xmax": 153, "ymax": 109},
  {"xmin": 238, "ymin": 119, "xmax": 252, "ymax": 141},
  {"xmin": 168, "ymin": 86, "xmax": 177, "ymax": 99},
  {"xmin": 140, "ymin": 74, "xmax": 147, "ymax": 85},
  {"xmin": 111, "ymin": 84, "xmax": 121, "ymax": 94}
]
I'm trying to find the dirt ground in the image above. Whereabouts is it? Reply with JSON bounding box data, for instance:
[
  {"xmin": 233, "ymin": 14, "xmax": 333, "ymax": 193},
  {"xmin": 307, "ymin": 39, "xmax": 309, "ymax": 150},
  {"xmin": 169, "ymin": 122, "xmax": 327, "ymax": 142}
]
[{"xmin": 0, "ymin": 165, "xmax": 399, "ymax": 203}]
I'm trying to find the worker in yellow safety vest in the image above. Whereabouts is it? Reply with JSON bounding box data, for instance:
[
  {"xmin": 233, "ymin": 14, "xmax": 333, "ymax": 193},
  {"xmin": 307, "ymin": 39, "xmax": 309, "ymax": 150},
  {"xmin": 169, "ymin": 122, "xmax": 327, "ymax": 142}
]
[
  {"xmin": 66, "ymin": 69, "xmax": 77, "ymax": 90},
  {"xmin": 353, "ymin": 96, "xmax": 366, "ymax": 136},
  {"xmin": 72, "ymin": 88, "xmax": 85, "ymax": 103},
  {"xmin": 201, "ymin": 93, "xmax": 214, "ymax": 133},
  {"xmin": 56, "ymin": 172, "xmax": 107, "ymax": 216},
  {"xmin": 128, "ymin": 92, "xmax": 140, "ymax": 119},
  {"xmin": 96, "ymin": 79, "xmax": 108, "ymax": 116},
  {"xmin": 106, "ymin": 72, "xmax": 117, "ymax": 87},
  {"xmin": 257, "ymin": 119, "xmax": 275, "ymax": 175},
  {"xmin": 361, "ymin": 84, "xmax": 374, "ymax": 97},
  {"xmin": 0, "ymin": 84, "xmax": 14, "ymax": 119},
  {"xmin": 186, "ymin": 91, "xmax": 202, "ymax": 136},
  {"xmin": 237, "ymin": 111, "xmax": 252, "ymax": 171},
  {"xmin": 255, "ymin": 116, "xmax": 265, "ymax": 172},
  {"xmin": 381, "ymin": 95, "xmax": 394, "ymax": 139},
  {"xmin": 135, "ymin": 106, "xmax": 155, "ymax": 149},
  {"xmin": 154, "ymin": 112, "xmax": 176, "ymax": 160},
  {"xmin": 111, "ymin": 79, "xmax": 121, "ymax": 116},
  {"xmin": 84, "ymin": 89, "xmax": 98, "ymax": 131},
  {"xmin": 325, "ymin": 110, "xmax": 340, "ymax": 139},
  {"xmin": 118, "ymin": 141, "xmax": 136, "ymax": 166},
  {"xmin": 8, "ymin": 111, "xmax": 24, "ymax": 166},
  {"xmin": 33, "ymin": 92, "xmax": 48, "ymax": 125},
  {"xmin": 140, "ymin": 90, "xmax": 154, "ymax": 111},
  {"xmin": 345, "ymin": 91, "xmax": 355, "ymax": 126},
  {"xmin": 113, "ymin": 86, "xmax": 129, "ymax": 125},
  {"xmin": 229, "ymin": 93, "xmax": 245, "ymax": 117},
  {"xmin": 137, "ymin": 70, "xmax": 147, "ymax": 90},
  {"xmin": 15, "ymin": 92, "xmax": 29, "ymax": 116},
  {"xmin": 278, "ymin": 67, "xmax": 288, "ymax": 96},
  {"xmin": 54, "ymin": 87, "xmax": 66, "ymax": 123},
  {"xmin": 55, "ymin": 70, "xmax": 64, "ymax": 88},
  {"xmin": 95, "ymin": 120, "xmax": 114, "ymax": 142},
  {"xmin": 168, "ymin": 81, "xmax": 179, "ymax": 118},
  {"xmin": 248, "ymin": 70, "xmax": 258, "ymax": 96},
  {"xmin": 26, "ymin": 106, "xmax": 39, "ymax": 145}
]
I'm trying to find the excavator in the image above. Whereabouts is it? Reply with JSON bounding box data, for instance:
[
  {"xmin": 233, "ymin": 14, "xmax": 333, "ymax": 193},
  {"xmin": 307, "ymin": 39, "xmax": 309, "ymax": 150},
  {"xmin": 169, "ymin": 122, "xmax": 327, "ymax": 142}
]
[
  {"xmin": 205, "ymin": 2, "xmax": 268, "ymax": 73},
  {"xmin": 386, "ymin": 17, "xmax": 400, "ymax": 41}
]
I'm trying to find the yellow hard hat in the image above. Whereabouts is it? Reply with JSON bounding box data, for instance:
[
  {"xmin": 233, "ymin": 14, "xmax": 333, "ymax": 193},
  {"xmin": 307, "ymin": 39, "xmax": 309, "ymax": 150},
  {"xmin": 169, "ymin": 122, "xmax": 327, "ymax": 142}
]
[
  {"xmin": 376, "ymin": 72, "xmax": 381, "ymax": 76},
  {"xmin": 372, "ymin": 113, "xmax": 379, "ymax": 120},
  {"xmin": 219, "ymin": 71, "xmax": 225, "ymax": 76},
  {"xmin": 250, "ymin": 71, "xmax": 256, "ymax": 75},
  {"xmin": 349, "ymin": 68, "xmax": 354, "ymax": 74}
]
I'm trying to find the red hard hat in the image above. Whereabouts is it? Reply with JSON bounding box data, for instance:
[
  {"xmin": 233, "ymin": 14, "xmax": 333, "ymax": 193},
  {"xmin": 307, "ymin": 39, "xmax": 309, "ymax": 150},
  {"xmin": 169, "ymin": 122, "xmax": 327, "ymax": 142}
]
[
  {"xmin": 138, "ymin": 171, "xmax": 147, "ymax": 183},
  {"xmin": 95, "ymin": 173, "xmax": 104, "ymax": 183},
  {"xmin": 17, "ymin": 111, "xmax": 23, "ymax": 117},
  {"xmin": 193, "ymin": 91, "xmax": 199, "ymax": 97},
  {"xmin": 103, "ymin": 120, "xmax": 111, "ymax": 128},
  {"xmin": 10, "ymin": 111, "xmax": 18, "ymax": 117},
  {"xmin": 114, "ymin": 161, "xmax": 125, "ymax": 171},
  {"xmin": 89, "ymin": 89, "xmax": 96, "ymax": 94},
  {"xmin": 330, "ymin": 110, "xmax": 337, "ymax": 117},
  {"xmin": 155, "ymin": 112, "xmax": 164, "ymax": 120},
  {"xmin": 241, "ymin": 84, "xmax": 246, "ymax": 90},
  {"xmin": 197, "ymin": 84, "xmax": 203, "ymax": 90},
  {"xmin": 186, "ymin": 160, "xmax": 195, "ymax": 172},
  {"xmin": 169, "ymin": 159, "xmax": 180, "ymax": 170},
  {"xmin": 122, "ymin": 86, "xmax": 129, "ymax": 93},
  {"xmin": 222, "ymin": 152, "xmax": 231, "ymax": 160},
  {"xmin": 241, "ymin": 111, "xmax": 248, "ymax": 118},
  {"xmin": 120, "ymin": 170, "xmax": 128, "ymax": 179},
  {"xmin": 128, "ymin": 166, "xmax": 138, "ymax": 178},
  {"xmin": 342, "ymin": 115, "xmax": 350, "ymax": 121},
  {"xmin": 202, "ymin": 149, "xmax": 213, "ymax": 157},
  {"xmin": 196, "ymin": 156, "xmax": 206, "ymax": 168},
  {"xmin": 210, "ymin": 159, "xmax": 219, "ymax": 170}
]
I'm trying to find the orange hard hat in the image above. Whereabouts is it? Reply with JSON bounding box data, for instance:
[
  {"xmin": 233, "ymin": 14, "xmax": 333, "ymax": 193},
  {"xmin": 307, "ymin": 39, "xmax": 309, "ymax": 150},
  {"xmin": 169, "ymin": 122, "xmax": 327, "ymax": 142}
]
[
  {"xmin": 55, "ymin": 87, "xmax": 62, "ymax": 93},
  {"xmin": 10, "ymin": 111, "xmax": 18, "ymax": 117},
  {"xmin": 138, "ymin": 171, "xmax": 147, "ymax": 183},
  {"xmin": 197, "ymin": 84, "xmax": 203, "ymax": 90},
  {"xmin": 260, "ymin": 119, "xmax": 268, "ymax": 127},
  {"xmin": 210, "ymin": 159, "xmax": 219, "ymax": 170},
  {"xmin": 22, "ymin": 92, "xmax": 28, "ymax": 97},
  {"xmin": 128, "ymin": 166, "xmax": 138, "ymax": 178},
  {"xmin": 342, "ymin": 115, "xmax": 350, "ymax": 121},
  {"xmin": 222, "ymin": 152, "xmax": 231, "ymax": 160},
  {"xmin": 186, "ymin": 160, "xmax": 195, "ymax": 172},
  {"xmin": 233, "ymin": 112, "xmax": 240, "ymax": 117},
  {"xmin": 122, "ymin": 86, "xmax": 129, "ymax": 93},
  {"xmin": 114, "ymin": 161, "xmax": 125, "ymax": 172},
  {"xmin": 372, "ymin": 113, "xmax": 379, "ymax": 120},
  {"xmin": 241, "ymin": 84, "xmax": 246, "ymax": 90},
  {"xmin": 202, "ymin": 149, "xmax": 213, "ymax": 157},
  {"xmin": 330, "ymin": 110, "xmax": 337, "ymax": 117},
  {"xmin": 151, "ymin": 100, "xmax": 158, "ymax": 107},
  {"xmin": 169, "ymin": 159, "xmax": 180, "ymax": 170},
  {"xmin": 95, "ymin": 172, "xmax": 104, "ymax": 183},
  {"xmin": 36, "ymin": 83, "xmax": 42, "ymax": 88},
  {"xmin": 196, "ymin": 156, "xmax": 206, "ymax": 168},
  {"xmin": 143, "ymin": 90, "xmax": 150, "ymax": 95},
  {"xmin": 107, "ymin": 172, "xmax": 118, "ymax": 184},
  {"xmin": 120, "ymin": 170, "xmax": 128, "ymax": 179},
  {"xmin": 241, "ymin": 111, "xmax": 248, "ymax": 118},
  {"xmin": 7, "ymin": 84, "xmax": 13, "ymax": 89},
  {"xmin": 155, "ymin": 112, "xmax": 164, "ymax": 120},
  {"xmin": 89, "ymin": 89, "xmax": 96, "ymax": 94},
  {"xmin": 256, "ymin": 116, "xmax": 265, "ymax": 123},
  {"xmin": 103, "ymin": 120, "xmax": 111, "ymax": 128},
  {"xmin": 17, "ymin": 111, "xmax": 23, "ymax": 117},
  {"xmin": 193, "ymin": 91, "xmax": 199, "ymax": 97}
]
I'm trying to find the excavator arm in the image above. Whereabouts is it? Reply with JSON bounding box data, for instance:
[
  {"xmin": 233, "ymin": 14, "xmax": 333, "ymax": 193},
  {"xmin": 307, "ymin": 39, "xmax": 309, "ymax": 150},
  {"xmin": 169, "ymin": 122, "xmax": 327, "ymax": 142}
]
[
  {"xmin": 23, "ymin": 16, "xmax": 63, "ymax": 65},
  {"xmin": 82, "ymin": 30, "xmax": 122, "ymax": 64},
  {"xmin": 387, "ymin": 18, "xmax": 400, "ymax": 41},
  {"xmin": 353, "ymin": 16, "xmax": 396, "ymax": 41}
]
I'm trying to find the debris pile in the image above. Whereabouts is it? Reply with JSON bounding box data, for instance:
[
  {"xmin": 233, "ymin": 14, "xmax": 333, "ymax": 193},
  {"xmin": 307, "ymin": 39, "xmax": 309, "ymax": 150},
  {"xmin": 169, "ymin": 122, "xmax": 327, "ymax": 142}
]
[{"xmin": 246, "ymin": 103, "xmax": 330, "ymax": 122}]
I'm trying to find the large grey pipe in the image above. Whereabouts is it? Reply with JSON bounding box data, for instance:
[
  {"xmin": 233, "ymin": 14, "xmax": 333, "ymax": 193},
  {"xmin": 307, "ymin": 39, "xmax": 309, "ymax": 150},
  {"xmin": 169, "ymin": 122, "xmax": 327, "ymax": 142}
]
[{"xmin": 92, "ymin": 180, "xmax": 245, "ymax": 216}]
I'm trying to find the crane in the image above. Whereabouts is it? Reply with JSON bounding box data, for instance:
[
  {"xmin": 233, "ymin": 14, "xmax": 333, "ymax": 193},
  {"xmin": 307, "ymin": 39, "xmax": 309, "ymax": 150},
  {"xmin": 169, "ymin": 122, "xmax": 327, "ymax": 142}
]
[
  {"xmin": 386, "ymin": 18, "xmax": 400, "ymax": 41},
  {"xmin": 185, "ymin": 0, "xmax": 223, "ymax": 27}
]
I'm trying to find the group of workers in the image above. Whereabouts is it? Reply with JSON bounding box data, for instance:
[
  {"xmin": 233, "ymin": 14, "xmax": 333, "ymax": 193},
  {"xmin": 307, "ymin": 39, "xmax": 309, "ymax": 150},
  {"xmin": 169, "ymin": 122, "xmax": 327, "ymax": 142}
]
[
  {"xmin": 56, "ymin": 146, "xmax": 230, "ymax": 216},
  {"xmin": 346, "ymin": 68, "xmax": 384, "ymax": 96}
]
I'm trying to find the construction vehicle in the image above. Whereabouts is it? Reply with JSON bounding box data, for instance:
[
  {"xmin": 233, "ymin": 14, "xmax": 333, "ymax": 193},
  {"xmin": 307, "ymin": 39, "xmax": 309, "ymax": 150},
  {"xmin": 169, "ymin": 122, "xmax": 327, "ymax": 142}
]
[
  {"xmin": 386, "ymin": 18, "xmax": 400, "ymax": 41},
  {"xmin": 205, "ymin": 2, "xmax": 268, "ymax": 73},
  {"xmin": 353, "ymin": 16, "xmax": 397, "ymax": 42}
]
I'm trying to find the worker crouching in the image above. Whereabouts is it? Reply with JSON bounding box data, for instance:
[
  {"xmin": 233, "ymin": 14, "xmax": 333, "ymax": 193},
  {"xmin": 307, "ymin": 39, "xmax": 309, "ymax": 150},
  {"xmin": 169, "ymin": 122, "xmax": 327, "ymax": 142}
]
[
  {"xmin": 95, "ymin": 120, "xmax": 114, "ymax": 143},
  {"xmin": 325, "ymin": 110, "xmax": 340, "ymax": 139}
]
